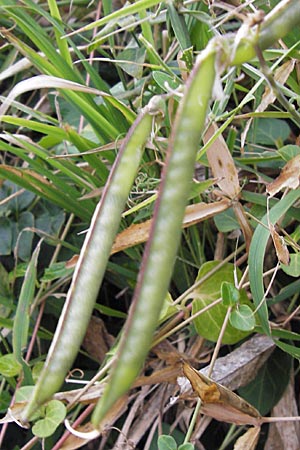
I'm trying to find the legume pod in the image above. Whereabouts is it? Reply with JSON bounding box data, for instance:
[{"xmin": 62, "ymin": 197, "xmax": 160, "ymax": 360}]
[
  {"xmin": 22, "ymin": 102, "xmax": 160, "ymax": 421},
  {"xmin": 92, "ymin": 41, "xmax": 217, "ymax": 427}
]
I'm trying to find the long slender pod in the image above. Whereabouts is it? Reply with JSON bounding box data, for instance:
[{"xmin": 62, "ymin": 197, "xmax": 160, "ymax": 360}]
[
  {"xmin": 92, "ymin": 41, "xmax": 217, "ymax": 427},
  {"xmin": 22, "ymin": 103, "xmax": 158, "ymax": 421}
]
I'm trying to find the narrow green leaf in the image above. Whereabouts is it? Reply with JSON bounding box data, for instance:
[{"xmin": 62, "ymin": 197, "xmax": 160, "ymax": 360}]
[
  {"xmin": 167, "ymin": 2, "xmax": 192, "ymax": 52},
  {"xmin": 275, "ymin": 340, "xmax": 300, "ymax": 359},
  {"xmin": 249, "ymin": 189, "xmax": 300, "ymax": 335},
  {"xmin": 13, "ymin": 240, "xmax": 41, "ymax": 363}
]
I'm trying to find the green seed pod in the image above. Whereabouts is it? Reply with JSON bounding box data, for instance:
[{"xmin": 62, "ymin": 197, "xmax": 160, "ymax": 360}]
[
  {"xmin": 92, "ymin": 41, "xmax": 217, "ymax": 427},
  {"xmin": 22, "ymin": 104, "xmax": 158, "ymax": 422}
]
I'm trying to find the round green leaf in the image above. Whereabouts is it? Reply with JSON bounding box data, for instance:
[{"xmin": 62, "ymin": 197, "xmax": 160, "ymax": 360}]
[
  {"xmin": 281, "ymin": 253, "xmax": 300, "ymax": 277},
  {"xmin": 0, "ymin": 353, "xmax": 22, "ymax": 377},
  {"xmin": 158, "ymin": 435, "xmax": 177, "ymax": 450},
  {"xmin": 192, "ymin": 261, "xmax": 251, "ymax": 344},
  {"xmin": 221, "ymin": 281, "xmax": 240, "ymax": 307},
  {"xmin": 32, "ymin": 400, "xmax": 66, "ymax": 438},
  {"xmin": 229, "ymin": 305, "xmax": 256, "ymax": 331},
  {"xmin": 178, "ymin": 444, "xmax": 195, "ymax": 450}
]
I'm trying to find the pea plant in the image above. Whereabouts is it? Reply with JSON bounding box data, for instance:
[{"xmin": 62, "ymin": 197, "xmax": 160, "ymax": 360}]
[{"xmin": 1, "ymin": 0, "xmax": 300, "ymax": 448}]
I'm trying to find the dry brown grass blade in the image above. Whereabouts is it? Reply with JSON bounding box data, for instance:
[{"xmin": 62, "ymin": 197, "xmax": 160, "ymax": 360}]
[
  {"xmin": 111, "ymin": 199, "xmax": 231, "ymax": 254},
  {"xmin": 66, "ymin": 199, "xmax": 231, "ymax": 268}
]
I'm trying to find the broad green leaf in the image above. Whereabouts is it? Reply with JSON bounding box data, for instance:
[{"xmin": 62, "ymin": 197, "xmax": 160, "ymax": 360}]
[
  {"xmin": 214, "ymin": 208, "xmax": 239, "ymax": 232},
  {"xmin": 0, "ymin": 180, "xmax": 35, "ymax": 214},
  {"xmin": 32, "ymin": 400, "xmax": 66, "ymax": 438},
  {"xmin": 192, "ymin": 261, "xmax": 251, "ymax": 344},
  {"xmin": 0, "ymin": 354, "xmax": 22, "ymax": 377},
  {"xmin": 0, "ymin": 263, "xmax": 13, "ymax": 318},
  {"xmin": 229, "ymin": 305, "xmax": 256, "ymax": 331},
  {"xmin": 221, "ymin": 281, "xmax": 240, "ymax": 307},
  {"xmin": 277, "ymin": 144, "xmax": 300, "ymax": 161},
  {"xmin": 0, "ymin": 217, "xmax": 12, "ymax": 255},
  {"xmin": 0, "ymin": 391, "xmax": 11, "ymax": 414},
  {"xmin": 116, "ymin": 47, "xmax": 146, "ymax": 78},
  {"xmin": 32, "ymin": 362, "xmax": 44, "ymax": 383},
  {"xmin": 157, "ymin": 435, "xmax": 177, "ymax": 450},
  {"xmin": 248, "ymin": 118, "xmax": 290, "ymax": 147},
  {"xmin": 238, "ymin": 348, "xmax": 291, "ymax": 416},
  {"xmin": 281, "ymin": 253, "xmax": 300, "ymax": 277},
  {"xmin": 15, "ymin": 386, "xmax": 35, "ymax": 403}
]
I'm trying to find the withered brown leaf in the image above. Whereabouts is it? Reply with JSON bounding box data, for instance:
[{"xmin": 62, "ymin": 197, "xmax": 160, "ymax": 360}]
[{"xmin": 182, "ymin": 361, "xmax": 262, "ymax": 426}]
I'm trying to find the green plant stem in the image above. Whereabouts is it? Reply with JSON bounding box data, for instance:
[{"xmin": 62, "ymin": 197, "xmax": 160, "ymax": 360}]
[
  {"xmin": 183, "ymin": 398, "xmax": 202, "ymax": 444},
  {"xmin": 231, "ymin": 0, "xmax": 300, "ymax": 65},
  {"xmin": 255, "ymin": 45, "xmax": 300, "ymax": 127}
]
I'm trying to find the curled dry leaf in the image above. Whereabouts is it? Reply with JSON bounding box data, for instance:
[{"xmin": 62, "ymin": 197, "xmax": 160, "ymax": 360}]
[
  {"xmin": 182, "ymin": 361, "xmax": 262, "ymax": 426},
  {"xmin": 269, "ymin": 222, "xmax": 290, "ymax": 265},
  {"xmin": 0, "ymin": 403, "xmax": 29, "ymax": 428},
  {"xmin": 266, "ymin": 155, "xmax": 300, "ymax": 197},
  {"xmin": 82, "ymin": 316, "xmax": 115, "ymax": 363},
  {"xmin": 233, "ymin": 426, "xmax": 260, "ymax": 450},
  {"xmin": 60, "ymin": 396, "xmax": 127, "ymax": 450},
  {"xmin": 204, "ymin": 122, "xmax": 240, "ymax": 200}
]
